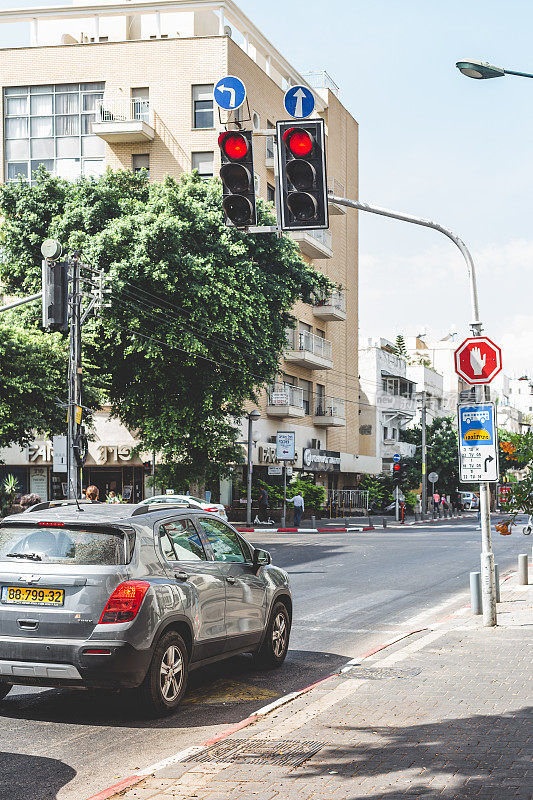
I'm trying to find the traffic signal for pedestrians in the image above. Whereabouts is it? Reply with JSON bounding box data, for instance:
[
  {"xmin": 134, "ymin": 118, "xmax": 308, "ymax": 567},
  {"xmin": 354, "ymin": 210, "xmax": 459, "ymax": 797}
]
[
  {"xmin": 218, "ymin": 130, "xmax": 257, "ymax": 228},
  {"xmin": 41, "ymin": 259, "xmax": 68, "ymax": 332},
  {"xmin": 276, "ymin": 119, "xmax": 328, "ymax": 231}
]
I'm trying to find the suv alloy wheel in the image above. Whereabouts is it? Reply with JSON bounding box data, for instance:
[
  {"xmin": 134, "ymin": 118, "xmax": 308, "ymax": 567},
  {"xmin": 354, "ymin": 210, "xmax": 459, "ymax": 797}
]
[
  {"xmin": 253, "ymin": 601, "xmax": 290, "ymax": 669},
  {"xmin": 138, "ymin": 630, "xmax": 189, "ymax": 716}
]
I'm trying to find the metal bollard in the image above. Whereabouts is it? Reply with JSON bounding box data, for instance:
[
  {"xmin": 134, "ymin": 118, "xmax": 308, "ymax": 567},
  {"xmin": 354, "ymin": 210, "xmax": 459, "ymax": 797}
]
[
  {"xmin": 518, "ymin": 554, "xmax": 529, "ymax": 585},
  {"xmin": 311, "ymin": 515, "xmax": 316, "ymax": 529},
  {"xmin": 367, "ymin": 515, "xmax": 372, "ymax": 528},
  {"xmin": 494, "ymin": 563, "xmax": 500, "ymax": 603},
  {"xmin": 383, "ymin": 517, "xmax": 387, "ymax": 528},
  {"xmin": 470, "ymin": 571, "xmax": 482, "ymax": 614}
]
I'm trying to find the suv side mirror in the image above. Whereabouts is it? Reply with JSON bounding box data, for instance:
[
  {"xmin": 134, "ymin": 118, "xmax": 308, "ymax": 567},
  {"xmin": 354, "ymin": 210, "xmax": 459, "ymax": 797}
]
[{"xmin": 252, "ymin": 548, "xmax": 271, "ymax": 567}]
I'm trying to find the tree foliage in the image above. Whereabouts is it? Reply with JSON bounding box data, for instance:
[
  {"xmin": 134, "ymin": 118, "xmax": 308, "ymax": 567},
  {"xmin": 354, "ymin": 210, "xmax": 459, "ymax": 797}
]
[
  {"xmin": 0, "ymin": 320, "xmax": 67, "ymax": 449},
  {"xmin": 401, "ymin": 415, "xmax": 460, "ymax": 496},
  {"xmin": 0, "ymin": 170, "xmax": 333, "ymax": 483}
]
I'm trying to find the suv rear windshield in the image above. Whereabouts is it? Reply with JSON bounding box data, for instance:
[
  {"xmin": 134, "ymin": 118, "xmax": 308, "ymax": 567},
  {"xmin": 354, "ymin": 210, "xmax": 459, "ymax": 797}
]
[{"xmin": 0, "ymin": 525, "xmax": 132, "ymax": 565}]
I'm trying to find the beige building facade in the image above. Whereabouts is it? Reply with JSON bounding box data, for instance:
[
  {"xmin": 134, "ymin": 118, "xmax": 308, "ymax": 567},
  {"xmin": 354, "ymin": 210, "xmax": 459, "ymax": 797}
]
[{"xmin": 0, "ymin": 0, "xmax": 380, "ymax": 504}]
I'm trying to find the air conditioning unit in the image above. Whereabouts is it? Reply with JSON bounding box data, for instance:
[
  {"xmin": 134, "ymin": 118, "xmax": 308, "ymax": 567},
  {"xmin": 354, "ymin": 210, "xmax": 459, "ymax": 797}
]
[{"xmin": 268, "ymin": 435, "xmax": 277, "ymax": 444}]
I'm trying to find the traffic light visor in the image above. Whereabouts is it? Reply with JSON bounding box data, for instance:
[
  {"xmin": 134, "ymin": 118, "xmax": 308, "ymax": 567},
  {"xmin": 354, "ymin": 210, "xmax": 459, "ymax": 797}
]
[
  {"xmin": 286, "ymin": 159, "xmax": 316, "ymax": 191},
  {"xmin": 287, "ymin": 192, "xmax": 318, "ymax": 221},
  {"xmin": 220, "ymin": 162, "xmax": 251, "ymax": 193},
  {"xmin": 223, "ymin": 194, "xmax": 254, "ymax": 225},
  {"xmin": 283, "ymin": 127, "xmax": 314, "ymax": 157},
  {"xmin": 218, "ymin": 132, "xmax": 248, "ymax": 160}
]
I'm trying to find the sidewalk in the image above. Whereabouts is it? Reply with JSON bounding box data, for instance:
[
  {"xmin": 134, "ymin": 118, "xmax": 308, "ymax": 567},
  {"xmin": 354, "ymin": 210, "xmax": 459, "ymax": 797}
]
[
  {"xmin": 102, "ymin": 568, "xmax": 532, "ymax": 800},
  {"xmin": 233, "ymin": 514, "xmax": 473, "ymax": 534}
]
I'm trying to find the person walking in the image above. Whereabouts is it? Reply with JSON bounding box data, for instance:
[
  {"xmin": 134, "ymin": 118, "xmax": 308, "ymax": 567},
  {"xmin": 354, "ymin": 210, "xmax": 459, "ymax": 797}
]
[
  {"xmin": 433, "ymin": 491, "xmax": 440, "ymax": 515},
  {"xmin": 287, "ymin": 492, "xmax": 304, "ymax": 527},
  {"xmin": 258, "ymin": 487, "xmax": 269, "ymax": 522}
]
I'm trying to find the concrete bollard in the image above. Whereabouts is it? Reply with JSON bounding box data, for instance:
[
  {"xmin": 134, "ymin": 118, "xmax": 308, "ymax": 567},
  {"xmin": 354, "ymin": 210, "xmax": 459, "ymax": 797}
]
[
  {"xmin": 382, "ymin": 517, "xmax": 387, "ymax": 528},
  {"xmin": 367, "ymin": 515, "xmax": 372, "ymax": 528},
  {"xmin": 311, "ymin": 515, "xmax": 316, "ymax": 529},
  {"xmin": 494, "ymin": 563, "xmax": 500, "ymax": 603},
  {"xmin": 470, "ymin": 571, "xmax": 482, "ymax": 614},
  {"xmin": 518, "ymin": 554, "xmax": 529, "ymax": 585},
  {"xmin": 414, "ymin": 511, "xmax": 420, "ymax": 521}
]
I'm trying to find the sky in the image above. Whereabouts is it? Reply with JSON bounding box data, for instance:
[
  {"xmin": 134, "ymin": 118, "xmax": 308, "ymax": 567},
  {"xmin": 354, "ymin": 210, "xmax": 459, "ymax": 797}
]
[{"xmin": 0, "ymin": 0, "xmax": 532, "ymax": 376}]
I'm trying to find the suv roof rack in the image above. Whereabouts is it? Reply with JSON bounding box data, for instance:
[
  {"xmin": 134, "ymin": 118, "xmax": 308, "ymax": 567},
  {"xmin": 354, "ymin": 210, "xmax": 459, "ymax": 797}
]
[
  {"xmin": 26, "ymin": 499, "xmax": 93, "ymax": 512},
  {"xmin": 131, "ymin": 503, "xmax": 194, "ymax": 516}
]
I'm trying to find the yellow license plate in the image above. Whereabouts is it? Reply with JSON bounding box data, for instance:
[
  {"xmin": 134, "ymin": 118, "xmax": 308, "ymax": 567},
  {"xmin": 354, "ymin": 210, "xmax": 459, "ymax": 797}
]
[{"xmin": 2, "ymin": 586, "xmax": 65, "ymax": 606}]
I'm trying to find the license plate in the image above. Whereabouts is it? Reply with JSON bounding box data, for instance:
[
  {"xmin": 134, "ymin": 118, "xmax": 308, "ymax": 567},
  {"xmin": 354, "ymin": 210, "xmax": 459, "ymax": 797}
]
[{"xmin": 1, "ymin": 586, "xmax": 65, "ymax": 606}]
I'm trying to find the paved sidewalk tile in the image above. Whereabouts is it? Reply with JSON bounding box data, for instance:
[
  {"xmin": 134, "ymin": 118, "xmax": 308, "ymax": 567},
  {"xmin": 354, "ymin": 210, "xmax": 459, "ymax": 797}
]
[{"xmin": 114, "ymin": 578, "xmax": 532, "ymax": 800}]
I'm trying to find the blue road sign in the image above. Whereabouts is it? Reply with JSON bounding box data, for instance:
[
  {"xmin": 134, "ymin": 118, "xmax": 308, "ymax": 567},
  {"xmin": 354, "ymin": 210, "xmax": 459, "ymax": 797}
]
[
  {"xmin": 284, "ymin": 85, "xmax": 315, "ymax": 119},
  {"xmin": 392, "ymin": 453, "xmax": 401, "ymax": 463},
  {"xmin": 214, "ymin": 76, "xmax": 246, "ymax": 111},
  {"xmin": 458, "ymin": 403, "xmax": 499, "ymax": 483}
]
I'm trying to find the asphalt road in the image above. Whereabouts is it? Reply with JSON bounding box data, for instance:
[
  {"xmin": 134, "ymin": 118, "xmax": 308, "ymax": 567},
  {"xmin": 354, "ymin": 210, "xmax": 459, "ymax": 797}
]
[{"xmin": 0, "ymin": 517, "xmax": 529, "ymax": 800}]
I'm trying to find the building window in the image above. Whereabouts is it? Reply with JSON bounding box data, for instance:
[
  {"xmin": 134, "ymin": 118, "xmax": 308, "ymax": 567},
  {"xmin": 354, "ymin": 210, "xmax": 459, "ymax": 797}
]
[
  {"xmin": 299, "ymin": 378, "xmax": 312, "ymax": 415},
  {"xmin": 266, "ymin": 120, "xmax": 275, "ymax": 160},
  {"xmin": 192, "ymin": 84, "xmax": 214, "ymax": 129},
  {"xmin": 132, "ymin": 154, "xmax": 149, "ymax": 176},
  {"xmin": 131, "ymin": 88, "xmax": 149, "ymax": 122},
  {"xmin": 316, "ymin": 383, "xmax": 325, "ymax": 415},
  {"xmin": 267, "ymin": 183, "xmax": 275, "ymax": 204},
  {"xmin": 191, "ymin": 151, "xmax": 213, "ymax": 179},
  {"xmin": 4, "ymin": 83, "xmax": 105, "ymax": 184}
]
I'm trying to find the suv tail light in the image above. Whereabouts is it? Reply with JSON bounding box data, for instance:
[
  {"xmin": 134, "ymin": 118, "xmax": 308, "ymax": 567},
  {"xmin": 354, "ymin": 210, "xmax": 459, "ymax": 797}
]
[{"xmin": 98, "ymin": 580, "xmax": 149, "ymax": 624}]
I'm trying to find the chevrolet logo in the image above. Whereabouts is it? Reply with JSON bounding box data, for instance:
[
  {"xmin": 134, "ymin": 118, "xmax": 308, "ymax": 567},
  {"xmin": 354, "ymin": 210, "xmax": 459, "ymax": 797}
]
[{"xmin": 18, "ymin": 575, "xmax": 41, "ymax": 584}]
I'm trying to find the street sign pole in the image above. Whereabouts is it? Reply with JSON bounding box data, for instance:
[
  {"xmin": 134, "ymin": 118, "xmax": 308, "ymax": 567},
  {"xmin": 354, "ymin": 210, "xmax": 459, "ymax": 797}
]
[
  {"xmin": 328, "ymin": 193, "xmax": 497, "ymax": 625},
  {"xmin": 282, "ymin": 464, "xmax": 287, "ymax": 527},
  {"xmin": 421, "ymin": 392, "xmax": 427, "ymax": 516}
]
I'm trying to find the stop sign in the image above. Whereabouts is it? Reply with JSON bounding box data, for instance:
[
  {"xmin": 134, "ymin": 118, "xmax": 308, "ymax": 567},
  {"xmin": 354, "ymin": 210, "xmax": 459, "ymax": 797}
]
[{"xmin": 454, "ymin": 336, "xmax": 502, "ymax": 385}]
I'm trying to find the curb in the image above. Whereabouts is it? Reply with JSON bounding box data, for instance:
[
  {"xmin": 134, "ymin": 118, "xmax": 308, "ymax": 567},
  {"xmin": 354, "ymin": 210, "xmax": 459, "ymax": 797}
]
[{"xmin": 236, "ymin": 526, "xmax": 375, "ymax": 534}]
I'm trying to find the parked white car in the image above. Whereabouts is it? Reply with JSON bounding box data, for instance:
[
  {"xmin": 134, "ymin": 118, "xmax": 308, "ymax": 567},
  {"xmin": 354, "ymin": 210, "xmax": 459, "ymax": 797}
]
[{"xmin": 138, "ymin": 494, "xmax": 228, "ymax": 522}]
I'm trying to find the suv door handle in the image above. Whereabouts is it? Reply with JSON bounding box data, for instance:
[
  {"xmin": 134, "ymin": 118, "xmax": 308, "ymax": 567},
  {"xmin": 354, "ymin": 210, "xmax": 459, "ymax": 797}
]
[
  {"xmin": 226, "ymin": 576, "xmax": 236, "ymax": 585},
  {"xmin": 174, "ymin": 570, "xmax": 188, "ymax": 581}
]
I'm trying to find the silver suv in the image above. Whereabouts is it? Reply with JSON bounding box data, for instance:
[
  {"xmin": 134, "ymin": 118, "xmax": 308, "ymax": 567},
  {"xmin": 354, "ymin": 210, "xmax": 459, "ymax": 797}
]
[{"xmin": 0, "ymin": 501, "xmax": 292, "ymax": 716}]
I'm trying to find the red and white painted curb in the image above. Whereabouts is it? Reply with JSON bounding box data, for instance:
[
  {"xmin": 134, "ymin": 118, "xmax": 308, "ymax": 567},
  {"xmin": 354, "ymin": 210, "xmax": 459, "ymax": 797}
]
[{"xmin": 236, "ymin": 526, "xmax": 375, "ymax": 534}]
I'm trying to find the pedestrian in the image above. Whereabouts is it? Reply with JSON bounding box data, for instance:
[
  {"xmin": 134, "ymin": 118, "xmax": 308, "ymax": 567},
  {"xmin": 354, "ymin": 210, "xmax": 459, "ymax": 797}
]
[
  {"xmin": 287, "ymin": 491, "xmax": 304, "ymax": 527},
  {"xmin": 433, "ymin": 491, "xmax": 440, "ymax": 514},
  {"xmin": 106, "ymin": 491, "xmax": 120, "ymax": 504},
  {"xmin": 19, "ymin": 493, "xmax": 42, "ymax": 510},
  {"xmin": 258, "ymin": 487, "xmax": 269, "ymax": 522},
  {"xmin": 85, "ymin": 485, "xmax": 100, "ymax": 503}
]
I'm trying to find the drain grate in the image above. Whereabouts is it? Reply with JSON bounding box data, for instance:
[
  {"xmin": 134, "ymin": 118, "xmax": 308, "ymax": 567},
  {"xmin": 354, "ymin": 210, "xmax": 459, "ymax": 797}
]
[
  {"xmin": 339, "ymin": 666, "xmax": 421, "ymax": 680},
  {"xmin": 184, "ymin": 738, "xmax": 325, "ymax": 767}
]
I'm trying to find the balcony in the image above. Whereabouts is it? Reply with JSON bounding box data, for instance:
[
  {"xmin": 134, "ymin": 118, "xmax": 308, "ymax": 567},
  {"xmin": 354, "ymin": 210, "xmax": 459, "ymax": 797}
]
[
  {"xmin": 92, "ymin": 99, "xmax": 155, "ymax": 143},
  {"xmin": 327, "ymin": 178, "xmax": 347, "ymax": 215},
  {"xmin": 381, "ymin": 441, "xmax": 416, "ymax": 460},
  {"xmin": 285, "ymin": 330, "xmax": 333, "ymax": 371},
  {"xmin": 266, "ymin": 384, "xmax": 305, "ymax": 418},
  {"xmin": 313, "ymin": 290, "xmax": 346, "ymax": 322},
  {"xmin": 291, "ymin": 228, "xmax": 333, "ymax": 259},
  {"xmin": 314, "ymin": 397, "xmax": 346, "ymax": 427}
]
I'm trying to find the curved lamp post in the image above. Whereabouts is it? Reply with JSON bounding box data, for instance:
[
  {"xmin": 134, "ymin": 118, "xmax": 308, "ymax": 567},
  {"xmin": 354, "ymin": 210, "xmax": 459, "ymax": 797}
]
[
  {"xmin": 456, "ymin": 59, "xmax": 533, "ymax": 80},
  {"xmin": 246, "ymin": 409, "xmax": 261, "ymax": 525}
]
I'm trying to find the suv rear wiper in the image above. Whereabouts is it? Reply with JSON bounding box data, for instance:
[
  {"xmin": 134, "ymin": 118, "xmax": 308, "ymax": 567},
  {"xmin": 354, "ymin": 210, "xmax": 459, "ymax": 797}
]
[{"xmin": 6, "ymin": 552, "xmax": 42, "ymax": 561}]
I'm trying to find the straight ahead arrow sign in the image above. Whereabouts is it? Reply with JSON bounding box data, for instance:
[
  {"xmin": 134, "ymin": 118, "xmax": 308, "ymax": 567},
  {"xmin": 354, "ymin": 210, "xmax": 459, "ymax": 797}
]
[{"xmin": 293, "ymin": 88, "xmax": 306, "ymax": 118}]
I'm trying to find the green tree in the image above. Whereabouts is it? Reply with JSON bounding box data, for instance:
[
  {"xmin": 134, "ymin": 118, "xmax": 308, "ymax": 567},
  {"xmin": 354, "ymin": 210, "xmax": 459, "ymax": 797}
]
[
  {"xmin": 0, "ymin": 320, "xmax": 68, "ymax": 449},
  {"xmin": 0, "ymin": 170, "xmax": 333, "ymax": 485},
  {"xmin": 358, "ymin": 472, "xmax": 394, "ymax": 510},
  {"xmin": 401, "ymin": 415, "xmax": 460, "ymax": 496},
  {"xmin": 394, "ymin": 334, "xmax": 409, "ymax": 360}
]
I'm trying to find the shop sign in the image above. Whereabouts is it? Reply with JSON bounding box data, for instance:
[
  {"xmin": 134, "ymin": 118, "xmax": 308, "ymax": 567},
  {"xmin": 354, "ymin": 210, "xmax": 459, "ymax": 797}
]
[
  {"xmin": 303, "ymin": 448, "xmax": 341, "ymax": 472},
  {"xmin": 28, "ymin": 441, "xmax": 52, "ymax": 463},
  {"xmin": 30, "ymin": 467, "xmax": 48, "ymax": 501},
  {"xmin": 258, "ymin": 444, "xmax": 296, "ymax": 466},
  {"xmin": 96, "ymin": 445, "xmax": 134, "ymax": 464}
]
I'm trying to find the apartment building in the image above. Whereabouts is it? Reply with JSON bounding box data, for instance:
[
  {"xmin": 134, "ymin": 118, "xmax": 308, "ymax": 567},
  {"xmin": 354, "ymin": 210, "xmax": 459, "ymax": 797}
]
[
  {"xmin": 358, "ymin": 338, "xmax": 417, "ymax": 472},
  {"xmin": 0, "ymin": 0, "xmax": 380, "ymax": 502}
]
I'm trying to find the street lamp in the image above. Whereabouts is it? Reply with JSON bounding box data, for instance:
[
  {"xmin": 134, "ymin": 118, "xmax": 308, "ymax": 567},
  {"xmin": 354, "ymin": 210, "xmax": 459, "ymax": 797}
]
[
  {"xmin": 456, "ymin": 59, "xmax": 533, "ymax": 80},
  {"xmin": 246, "ymin": 409, "xmax": 261, "ymax": 526}
]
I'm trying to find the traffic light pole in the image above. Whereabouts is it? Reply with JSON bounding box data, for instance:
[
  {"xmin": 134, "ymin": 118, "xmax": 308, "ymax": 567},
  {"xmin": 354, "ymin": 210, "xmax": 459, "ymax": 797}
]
[
  {"xmin": 420, "ymin": 392, "xmax": 428, "ymax": 516},
  {"xmin": 67, "ymin": 253, "xmax": 82, "ymax": 500},
  {"xmin": 329, "ymin": 193, "xmax": 497, "ymax": 626}
]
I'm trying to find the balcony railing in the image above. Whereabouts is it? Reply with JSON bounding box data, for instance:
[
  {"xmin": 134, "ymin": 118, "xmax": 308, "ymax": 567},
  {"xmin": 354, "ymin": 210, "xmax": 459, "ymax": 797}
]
[
  {"xmin": 267, "ymin": 383, "xmax": 304, "ymax": 409},
  {"xmin": 315, "ymin": 290, "xmax": 346, "ymax": 313},
  {"xmin": 309, "ymin": 228, "xmax": 332, "ymax": 249},
  {"xmin": 97, "ymin": 98, "xmax": 152, "ymax": 124},
  {"xmin": 315, "ymin": 397, "xmax": 346, "ymax": 420},
  {"xmin": 286, "ymin": 330, "xmax": 333, "ymax": 362},
  {"xmin": 302, "ymin": 70, "xmax": 340, "ymax": 97},
  {"xmin": 328, "ymin": 177, "xmax": 345, "ymax": 198}
]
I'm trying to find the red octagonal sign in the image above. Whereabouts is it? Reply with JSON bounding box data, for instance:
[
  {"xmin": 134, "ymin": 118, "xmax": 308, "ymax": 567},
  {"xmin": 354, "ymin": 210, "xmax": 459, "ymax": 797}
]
[{"xmin": 454, "ymin": 336, "xmax": 502, "ymax": 385}]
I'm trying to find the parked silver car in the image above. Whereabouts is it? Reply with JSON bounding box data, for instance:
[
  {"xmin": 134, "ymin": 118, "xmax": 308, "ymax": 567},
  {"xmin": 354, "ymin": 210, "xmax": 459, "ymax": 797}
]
[{"xmin": 0, "ymin": 500, "xmax": 291, "ymax": 716}]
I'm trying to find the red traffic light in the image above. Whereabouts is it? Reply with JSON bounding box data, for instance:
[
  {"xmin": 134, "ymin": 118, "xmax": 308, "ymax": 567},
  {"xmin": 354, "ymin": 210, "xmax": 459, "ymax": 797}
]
[
  {"xmin": 283, "ymin": 127, "xmax": 314, "ymax": 157},
  {"xmin": 393, "ymin": 463, "xmax": 400, "ymax": 471},
  {"xmin": 218, "ymin": 132, "xmax": 248, "ymax": 160}
]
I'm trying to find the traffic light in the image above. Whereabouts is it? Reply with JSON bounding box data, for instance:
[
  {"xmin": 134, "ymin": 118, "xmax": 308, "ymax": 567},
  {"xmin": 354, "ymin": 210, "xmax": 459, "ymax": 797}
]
[
  {"xmin": 42, "ymin": 259, "xmax": 68, "ymax": 332},
  {"xmin": 218, "ymin": 130, "xmax": 257, "ymax": 228},
  {"xmin": 277, "ymin": 119, "xmax": 328, "ymax": 231},
  {"xmin": 399, "ymin": 462, "xmax": 409, "ymax": 487},
  {"xmin": 392, "ymin": 462, "xmax": 401, "ymax": 486}
]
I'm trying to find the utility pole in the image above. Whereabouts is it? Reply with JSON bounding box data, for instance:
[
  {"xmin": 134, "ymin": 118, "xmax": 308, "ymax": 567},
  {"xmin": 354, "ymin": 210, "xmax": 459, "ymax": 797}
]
[
  {"xmin": 420, "ymin": 392, "xmax": 428, "ymax": 516},
  {"xmin": 329, "ymin": 193, "xmax": 497, "ymax": 626},
  {"xmin": 67, "ymin": 253, "xmax": 82, "ymax": 499},
  {"xmin": 246, "ymin": 410, "xmax": 260, "ymax": 526}
]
